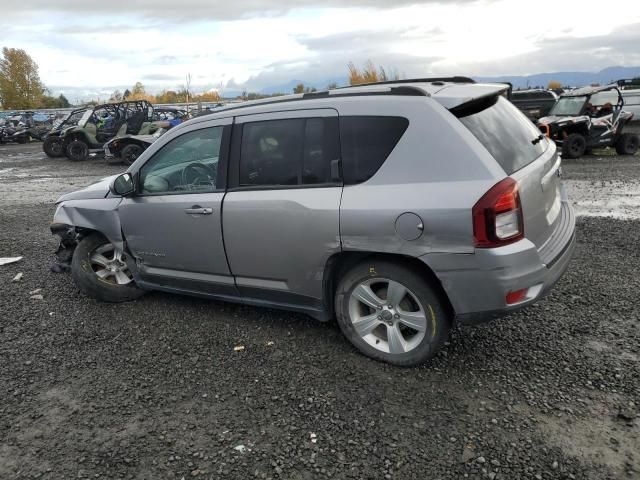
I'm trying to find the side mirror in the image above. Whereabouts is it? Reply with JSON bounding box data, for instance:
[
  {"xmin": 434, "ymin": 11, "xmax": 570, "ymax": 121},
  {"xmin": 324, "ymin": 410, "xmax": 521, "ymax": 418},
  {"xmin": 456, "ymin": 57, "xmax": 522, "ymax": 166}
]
[{"xmin": 110, "ymin": 173, "xmax": 135, "ymax": 197}]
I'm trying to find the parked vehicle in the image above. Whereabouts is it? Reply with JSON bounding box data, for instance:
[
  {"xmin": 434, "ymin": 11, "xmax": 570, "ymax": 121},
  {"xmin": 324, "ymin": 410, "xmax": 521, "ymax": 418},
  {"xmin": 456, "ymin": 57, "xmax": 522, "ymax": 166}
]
[
  {"xmin": 103, "ymin": 107, "xmax": 188, "ymax": 165},
  {"xmin": 616, "ymin": 80, "xmax": 640, "ymax": 124},
  {"xmin": 510, "ymin": 89, "xmax": 559, "ymax": 120},
  {"xmin": 51, "ymin": 78, "xmax": 575, "ymax": 366},
  {"xmin": 42, "ymin": 108, "xmax": 89, "ymax": 157},
  {"xmin": 59, "ymin": 100, "xmax": 153, "ymax": 161},
  {"xmin": 0, "ymin": 112, "xmax": 51, "ymax": 144},
  {"xmin": 0, "ymin": 120, "xmax": 28, "ymax": 144},
  {"xmin": 537, "ymin": 85, "xmax": 639, "ymax": 158},
  {"xmin": 103, "ymin": 127, "xmax": 167, "ymax": 165},
  {"xmin": 153, "ymin": 107, "xmax": 188, "ymax": 124}
]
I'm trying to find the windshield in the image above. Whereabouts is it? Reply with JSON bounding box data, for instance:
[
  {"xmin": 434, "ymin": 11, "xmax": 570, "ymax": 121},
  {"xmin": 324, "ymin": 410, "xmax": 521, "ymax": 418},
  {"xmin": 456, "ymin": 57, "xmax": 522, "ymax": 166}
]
[{"xmin": 550, "ymin": 96, "xmax": 586, "ymax": 116}]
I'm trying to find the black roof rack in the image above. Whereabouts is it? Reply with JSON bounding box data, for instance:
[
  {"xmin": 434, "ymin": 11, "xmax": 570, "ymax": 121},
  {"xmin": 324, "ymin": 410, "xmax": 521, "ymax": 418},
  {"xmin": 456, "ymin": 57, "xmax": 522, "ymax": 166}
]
[{"xmin": 334, "ymin": 76, "xmax": 475, "ymax": 89}]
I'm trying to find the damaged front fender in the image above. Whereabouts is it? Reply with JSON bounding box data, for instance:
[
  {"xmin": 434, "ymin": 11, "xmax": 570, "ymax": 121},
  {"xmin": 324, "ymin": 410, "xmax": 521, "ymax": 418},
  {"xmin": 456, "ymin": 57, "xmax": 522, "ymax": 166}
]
[{"xmin": 51, "ymin": 198, "xmax": 124, "ymax": 250}]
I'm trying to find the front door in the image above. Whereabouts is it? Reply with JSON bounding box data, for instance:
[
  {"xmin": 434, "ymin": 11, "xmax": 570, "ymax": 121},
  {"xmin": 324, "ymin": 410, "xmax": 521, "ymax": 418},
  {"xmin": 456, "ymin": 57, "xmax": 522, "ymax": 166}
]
[
  {"xmin": 118, "ymin": 118, "xmax": 235, "ymax": 296},
  {"xmin": 223, "ymin": 109, "xmax": 342, "ymax": 313}
]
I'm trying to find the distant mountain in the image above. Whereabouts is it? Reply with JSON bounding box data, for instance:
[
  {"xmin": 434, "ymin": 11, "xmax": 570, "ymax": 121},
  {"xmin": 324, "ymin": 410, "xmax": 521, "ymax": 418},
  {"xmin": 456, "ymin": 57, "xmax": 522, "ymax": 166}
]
[{"xmin": 476, "ymin": 66, "xmax": 640, "ymax": 89}]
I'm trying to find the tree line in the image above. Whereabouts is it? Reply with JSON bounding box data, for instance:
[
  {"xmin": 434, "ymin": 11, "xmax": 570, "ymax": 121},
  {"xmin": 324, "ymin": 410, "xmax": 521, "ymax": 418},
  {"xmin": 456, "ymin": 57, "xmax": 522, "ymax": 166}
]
[
  {"xmin": 1, "ymin": 47, "xmax": 404, "ymax": 110},
  {"xmin": 108, "ymin": 82, "xmax": 221, "ymax": 104}
]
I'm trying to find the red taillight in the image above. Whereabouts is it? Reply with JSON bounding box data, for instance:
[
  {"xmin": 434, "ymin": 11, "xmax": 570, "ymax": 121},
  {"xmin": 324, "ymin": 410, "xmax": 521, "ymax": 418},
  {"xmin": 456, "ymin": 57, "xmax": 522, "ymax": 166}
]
[{"xmin": 473, "ymin": 177, "xmax": 524, "ymax": 248}]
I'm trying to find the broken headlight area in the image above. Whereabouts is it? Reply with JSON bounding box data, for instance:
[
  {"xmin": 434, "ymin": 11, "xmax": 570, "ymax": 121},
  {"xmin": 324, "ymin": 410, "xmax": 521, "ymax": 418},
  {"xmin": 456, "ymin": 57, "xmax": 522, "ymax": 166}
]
[{"xmin": 50, "ymin": 224, "xmax": 78, "ymax": 273}]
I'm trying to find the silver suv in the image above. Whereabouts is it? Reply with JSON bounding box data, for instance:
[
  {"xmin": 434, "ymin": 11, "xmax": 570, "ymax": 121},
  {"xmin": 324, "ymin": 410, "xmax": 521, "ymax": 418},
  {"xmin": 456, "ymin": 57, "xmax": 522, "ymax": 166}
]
[{"xmin": 51, "ymin": 78, "xmax": 575, "ymax": 366}]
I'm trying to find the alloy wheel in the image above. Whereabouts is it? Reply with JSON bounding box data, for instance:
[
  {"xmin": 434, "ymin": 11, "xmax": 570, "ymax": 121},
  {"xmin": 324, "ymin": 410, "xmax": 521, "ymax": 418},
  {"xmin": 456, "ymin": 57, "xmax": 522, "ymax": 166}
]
[
  {"xmin": 348, "ymin": 278, "xmax": 431, "ymax": 355},
  {"xmin": 89, "ymin": 244, "xmax": 133, "ymax": 285}
]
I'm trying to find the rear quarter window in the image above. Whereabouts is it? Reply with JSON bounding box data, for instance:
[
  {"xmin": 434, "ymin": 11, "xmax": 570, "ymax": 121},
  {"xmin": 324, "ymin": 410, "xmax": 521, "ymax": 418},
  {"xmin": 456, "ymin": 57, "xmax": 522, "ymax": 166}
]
[
  {"xmin": 458, "ymin": 96, "xmax": 548, "ymax": 174},
  {"xmin": 340, "ymin": 116, "xmax": 409, "ymax": 184}
]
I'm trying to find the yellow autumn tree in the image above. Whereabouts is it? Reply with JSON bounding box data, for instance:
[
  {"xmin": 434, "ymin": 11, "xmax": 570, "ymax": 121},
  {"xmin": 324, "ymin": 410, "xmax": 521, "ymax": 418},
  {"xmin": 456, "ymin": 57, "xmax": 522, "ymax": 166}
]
[
  {"xmin": 348, "ymin": 60, "xmax": 400, "ymax": 86},
  {"xmin": 0, "ymin": 47, "xmax": 46, "ymax": 109}
]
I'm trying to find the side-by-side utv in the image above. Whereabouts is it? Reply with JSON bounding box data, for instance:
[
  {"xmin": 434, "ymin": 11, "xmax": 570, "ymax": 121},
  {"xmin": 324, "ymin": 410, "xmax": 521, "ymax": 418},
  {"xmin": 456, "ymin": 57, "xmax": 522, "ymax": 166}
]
[
  {"xmin": 537, "ymin": 85, "xmax": 639, "ymax": 159},
  {"xmin": 103, "ymin": 107, "xmax": 188, "ymax": 165},
  {"xmin": 57, "ymin": 100, "xmax": 154, "ymax": 161},
  {"xmin": 42, "ymin": 108, "xmax": 88, "ymax": 157}
]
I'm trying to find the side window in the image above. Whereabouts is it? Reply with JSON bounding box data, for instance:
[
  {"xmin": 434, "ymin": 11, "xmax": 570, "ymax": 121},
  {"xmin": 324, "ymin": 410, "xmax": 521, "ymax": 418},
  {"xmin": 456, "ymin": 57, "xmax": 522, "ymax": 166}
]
[
  {"xmin": 140, "ymin": 126, "xmax": 223, "ymax": 194},
  {"xmin": 340, "ymin": 116, "xmax": 409, "ymax": 185},
  {"xmin": 239, "ymin": 117, "xmax": 339, "ymax": 187}
]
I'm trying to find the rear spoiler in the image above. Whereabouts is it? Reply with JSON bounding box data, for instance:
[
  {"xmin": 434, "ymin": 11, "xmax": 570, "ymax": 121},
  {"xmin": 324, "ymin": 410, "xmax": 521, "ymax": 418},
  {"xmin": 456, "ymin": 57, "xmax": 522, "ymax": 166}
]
[{"xmin": 431, "ymin": 83, "xmax": 510, "ymax": 114}]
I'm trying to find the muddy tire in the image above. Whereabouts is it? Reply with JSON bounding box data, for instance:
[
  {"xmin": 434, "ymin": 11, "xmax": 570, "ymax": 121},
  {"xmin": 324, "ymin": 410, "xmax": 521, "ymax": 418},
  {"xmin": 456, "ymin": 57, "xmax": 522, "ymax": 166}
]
[
  {"xmin": 335, "ymin": 260, "xmax": 451, "ymax": 367},
  {"xmin": 615, "ymin": 133, "xmax": 640, "ymax": 155},
  {"xmin": 562, "ymin": 133, "xmax": 586, "ymax": 159},
  {"xmin": 120, "ymin": 144, "xmax": 144, "ymax": 166},
  {"xmin": 43, "ymin": 136, "xmax": 64, "ymax": 157},
  {"xmin": 66, "ymin": 139, "xmax": 89, "ymax": 161},
  {"xmin": 71, "ymin": 233, "xmax": 145, "ymax": 303}
]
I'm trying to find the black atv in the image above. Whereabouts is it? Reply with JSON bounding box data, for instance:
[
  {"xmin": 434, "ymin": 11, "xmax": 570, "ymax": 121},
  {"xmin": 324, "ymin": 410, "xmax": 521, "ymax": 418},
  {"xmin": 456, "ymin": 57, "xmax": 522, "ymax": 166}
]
[
  {"xmin": 0, "ymin": 113, "xmax": 40, "ymax": 144},
  {"xmin": 58, "ymin": 100, "xmax": 153, "ymax": 161},
  {"xmin": 537, "ymin": 85, "xmax": 639, "ymax": 159},
  {"xmin": 42, "ymin": 108, "xmax": 88, "ymax": 157}
]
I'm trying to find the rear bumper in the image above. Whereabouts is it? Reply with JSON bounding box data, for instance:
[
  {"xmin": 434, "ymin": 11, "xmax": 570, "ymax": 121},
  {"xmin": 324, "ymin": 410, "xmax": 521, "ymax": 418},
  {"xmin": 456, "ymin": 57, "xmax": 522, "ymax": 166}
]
[{"xmin": 423, "ymin": 201, "xmax": 576, "ymax": 325}]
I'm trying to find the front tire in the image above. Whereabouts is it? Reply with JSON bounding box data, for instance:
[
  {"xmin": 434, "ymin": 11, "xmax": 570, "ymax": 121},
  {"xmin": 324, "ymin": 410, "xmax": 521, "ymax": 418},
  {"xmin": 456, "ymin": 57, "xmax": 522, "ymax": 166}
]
[
  {"xmin": 562, "ymin": 133, "xmax": 586, "ymax": 159},
  {"xmin": 43, "ymin": 136, "xmax": 64, "ymax": 157},
  {"xmin": 120, "ymin": 144, "xmax": 144, "ymax": 166},
  {"xmin": 66, "ymin": 139, "xmax": 89, "ymax": 161},
  {"xmin": 71, "ymin": 233, "xmax": 145, "ymax": 303},
  {"xmin": 335, "ymin": 260, "xmax": 451, "ymax": 366},
  {"xmin": 615, "ymin": 133, "xmax": 640, "ymax": 155}
]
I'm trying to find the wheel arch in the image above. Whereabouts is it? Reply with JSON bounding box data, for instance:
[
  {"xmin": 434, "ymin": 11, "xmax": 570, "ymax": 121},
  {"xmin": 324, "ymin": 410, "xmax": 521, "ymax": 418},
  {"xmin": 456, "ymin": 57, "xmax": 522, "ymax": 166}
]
[{"xmin": 322, "ymin": 251, "xmax": 455, "ymax": 320}]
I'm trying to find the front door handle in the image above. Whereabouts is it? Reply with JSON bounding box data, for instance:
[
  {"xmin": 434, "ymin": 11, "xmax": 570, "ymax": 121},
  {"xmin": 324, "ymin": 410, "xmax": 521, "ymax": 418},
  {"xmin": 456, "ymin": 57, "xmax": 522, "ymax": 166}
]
[{"xmin": 185, "ymin": 206, "xmax": 213, "ymax": 215}]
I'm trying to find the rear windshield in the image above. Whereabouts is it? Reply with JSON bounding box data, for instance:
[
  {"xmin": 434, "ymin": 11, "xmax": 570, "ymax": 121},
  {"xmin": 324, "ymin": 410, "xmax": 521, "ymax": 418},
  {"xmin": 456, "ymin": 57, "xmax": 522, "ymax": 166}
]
[{"xmin": 458, "ymin": 96, "xmax": 548, "ymax": 174}]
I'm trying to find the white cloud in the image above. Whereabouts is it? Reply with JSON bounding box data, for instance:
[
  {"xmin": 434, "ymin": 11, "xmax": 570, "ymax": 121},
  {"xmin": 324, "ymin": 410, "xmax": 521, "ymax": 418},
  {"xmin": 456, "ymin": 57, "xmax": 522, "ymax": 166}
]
[{"xmin": 1, "ymin": 0, "xmax": 639, "ymax": 100}]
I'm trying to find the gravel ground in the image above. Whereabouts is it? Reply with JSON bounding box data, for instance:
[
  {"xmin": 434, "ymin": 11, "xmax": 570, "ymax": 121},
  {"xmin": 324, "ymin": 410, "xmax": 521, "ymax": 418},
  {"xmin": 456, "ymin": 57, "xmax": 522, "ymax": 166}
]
[{"xmin": 1, "ymin": 143, "xmax": 639, "ymax": 480}]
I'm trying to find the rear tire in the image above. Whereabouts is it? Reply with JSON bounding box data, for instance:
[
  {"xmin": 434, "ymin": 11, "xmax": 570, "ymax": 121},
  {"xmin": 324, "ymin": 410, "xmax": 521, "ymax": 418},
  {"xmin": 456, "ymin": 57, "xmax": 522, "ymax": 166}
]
[
  {"xmin": 120, "ymin": 144, "xmax": 144, "ymax": 166},
  {"xmin": 71, "ymin": 233, "xmax": 145, "ymax": 303},
  {"xmin": 43, "ymin": 136, "xmax": 64, "ymax": 157},
  {"xmin": 66, "ymin": 139, "xmax": 89, "ymax": 161},
  {"xmin": 615, "ymin": 133, "xmax": 640, "ymax": 155},
  {"xmin": 335, "ymin": 260, "xmax": 451, "ymax": 367},
  {"xmin": 562, "ymin": 133, "xmax": 586, "ymax": 159},
  {"xmin": 16, "ymin": 134, "xmax": 29, "ymax": 144}
]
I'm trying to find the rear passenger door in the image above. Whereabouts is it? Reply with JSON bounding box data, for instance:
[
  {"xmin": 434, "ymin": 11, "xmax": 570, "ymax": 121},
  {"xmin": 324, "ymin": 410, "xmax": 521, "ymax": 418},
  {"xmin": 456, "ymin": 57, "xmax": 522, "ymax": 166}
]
[{"xmin": 223, "ymin": 109, "xmax": 342, "ymax": 312}]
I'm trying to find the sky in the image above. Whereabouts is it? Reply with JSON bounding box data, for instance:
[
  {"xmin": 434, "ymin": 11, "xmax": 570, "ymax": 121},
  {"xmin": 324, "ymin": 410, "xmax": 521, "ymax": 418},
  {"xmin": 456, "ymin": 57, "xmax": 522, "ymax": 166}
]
[{"xmin": 1, "ymin": 0, "xmax": 640, "ymax": 101}]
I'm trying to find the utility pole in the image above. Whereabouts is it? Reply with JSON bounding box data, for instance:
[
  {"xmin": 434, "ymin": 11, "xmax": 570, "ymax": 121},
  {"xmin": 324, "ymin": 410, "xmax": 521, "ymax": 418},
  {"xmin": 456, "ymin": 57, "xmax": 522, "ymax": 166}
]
[{"xmin": 185, "ymin": 73, "xmax": 192, "ymax": 115}]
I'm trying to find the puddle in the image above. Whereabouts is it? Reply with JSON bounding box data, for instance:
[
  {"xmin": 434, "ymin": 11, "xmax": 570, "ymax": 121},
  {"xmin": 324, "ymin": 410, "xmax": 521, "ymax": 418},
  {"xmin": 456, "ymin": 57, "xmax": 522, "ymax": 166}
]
[{"xmin": 564, "ymin": 180, "xmax": 640, "ymax": 220}]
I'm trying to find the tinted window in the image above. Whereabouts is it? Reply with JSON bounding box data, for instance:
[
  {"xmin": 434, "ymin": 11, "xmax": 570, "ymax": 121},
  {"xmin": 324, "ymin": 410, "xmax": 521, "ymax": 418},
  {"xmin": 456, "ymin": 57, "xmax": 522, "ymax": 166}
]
[
  {"xmin": 459, "ymin": 96, "xmax": 548, "ymax": 174},
  {"xmin": 239, "ymin": 117, "xmax": 339, "ymax": 187},
  {"xmin": 140, "ymin": 127, "xmax": 223, "ymax": 194},
  {"xmin": 340, "ymin": 116, "xmax": 409, "ymax": 185}
]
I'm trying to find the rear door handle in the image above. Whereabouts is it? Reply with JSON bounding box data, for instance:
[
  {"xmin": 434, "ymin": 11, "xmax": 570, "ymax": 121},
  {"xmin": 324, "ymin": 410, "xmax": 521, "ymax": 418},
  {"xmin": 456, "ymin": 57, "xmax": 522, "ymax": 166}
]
[{"xmin": 185, "ymin": 206, "xmax": 213, "ymax": 215}]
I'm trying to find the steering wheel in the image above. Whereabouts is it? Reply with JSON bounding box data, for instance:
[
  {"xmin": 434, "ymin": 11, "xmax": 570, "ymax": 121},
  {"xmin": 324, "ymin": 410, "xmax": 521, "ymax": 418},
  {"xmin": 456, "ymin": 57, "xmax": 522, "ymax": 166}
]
[{"xmin": 181, "ymin": 162, "xmax": 216, "ymax": 190}]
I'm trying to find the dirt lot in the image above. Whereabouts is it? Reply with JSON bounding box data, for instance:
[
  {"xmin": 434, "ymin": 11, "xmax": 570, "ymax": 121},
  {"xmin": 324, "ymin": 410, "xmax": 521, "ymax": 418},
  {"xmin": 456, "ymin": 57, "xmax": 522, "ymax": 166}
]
[{"xmin": 1, "ymin": 143, "xmax": 639, "ymax": 480}]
